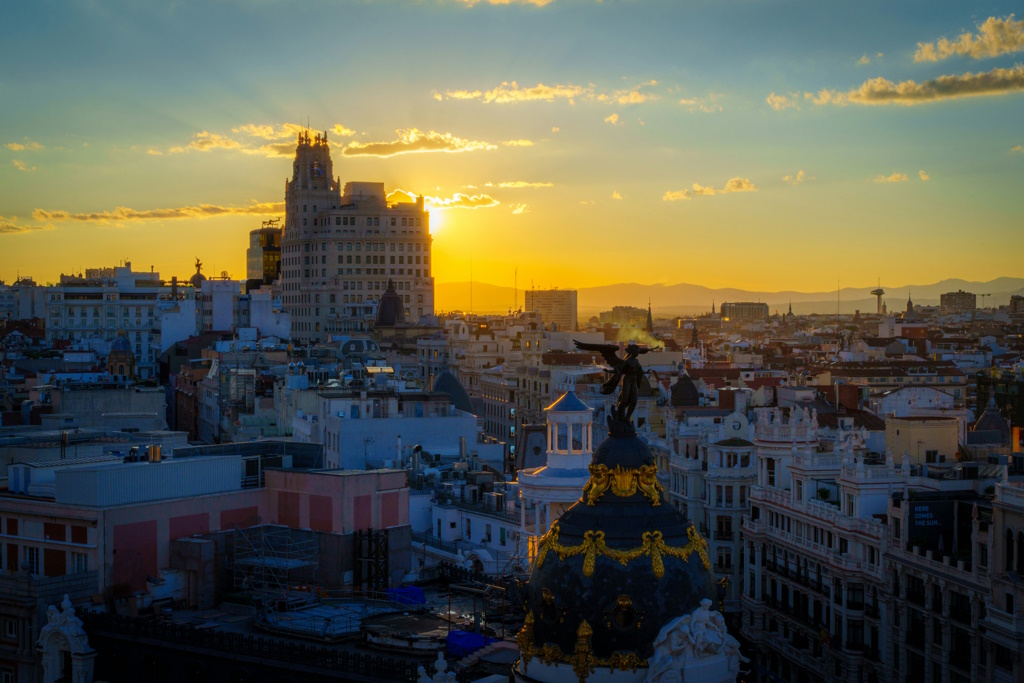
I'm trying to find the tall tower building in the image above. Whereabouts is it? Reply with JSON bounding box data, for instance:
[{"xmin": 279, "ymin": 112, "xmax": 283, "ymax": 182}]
[{"xmin": 280, "ymin": 130, "xmax": 434, "ymax": 343}]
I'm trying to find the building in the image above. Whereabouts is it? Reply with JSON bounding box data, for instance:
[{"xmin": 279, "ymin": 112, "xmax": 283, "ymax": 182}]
[
  {"xmin": 246, "ymin": 220, "xmax": 282, "ymax": 287},
  {"xmin": 280, "ymin": 130, "xmax": 434, "ymax": 344},
  {"xmin": 598, "ymin": 305, "xmax": 647, "ymax": 328},
  {"xmin": 940, "ymin": 290, "xmax": 977, "ymax": 314},
  {"xmin": 524, "ymin": 288, "xmax": 577, "ymax": 332},
  {"xmin": 720, "ymin": 301, "xmax": 769, "ymax": 323},
  {"xmin": 44, "ymin": 264, "xmax": 177, "ymax": 380}
]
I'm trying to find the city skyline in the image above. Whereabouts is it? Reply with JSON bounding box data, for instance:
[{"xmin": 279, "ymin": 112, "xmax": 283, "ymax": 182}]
[{"xmin": 2, "ymin": 0, "xmax": 1023, "ymax": 292}]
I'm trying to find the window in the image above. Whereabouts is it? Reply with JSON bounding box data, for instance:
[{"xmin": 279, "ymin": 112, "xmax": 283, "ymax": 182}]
[
  {"xmin": 2, "ymin": 619, "xmax": 15, "ymax": 640},
  {"xmin": 465, "ymin": 518, "xmax": 472, "ymax": 539},
  {"xmin": 24, "ymin": 546, "xmax": 39, "ymax": 575},
  {"xmin": 72, "ymin": 552, "xmax": 88, "ymax": 573}
]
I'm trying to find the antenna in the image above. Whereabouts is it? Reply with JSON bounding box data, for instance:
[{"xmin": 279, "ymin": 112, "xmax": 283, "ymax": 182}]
[{"xmin": 470, "ymin": 257, "xmax": 473, "ymax": 314}]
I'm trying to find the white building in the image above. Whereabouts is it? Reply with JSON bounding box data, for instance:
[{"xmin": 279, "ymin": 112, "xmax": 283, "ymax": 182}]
[{"xmin": 524, "ymin": 288, "xmax": 578, "ymax": 332}]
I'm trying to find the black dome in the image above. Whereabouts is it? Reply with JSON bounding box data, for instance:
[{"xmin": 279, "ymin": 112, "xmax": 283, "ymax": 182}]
[
  {"xmin": 520, "ymin": 431, "xmax": 714, "ymax": 672},
  {"xmin": 432, "ymin": 370, "xmax": 474, "ymax": 415},
  {"xmin": 375, "ymin": 279, "xmax": 406, "ymax": 326},
  {"xmin": 670, "ymin": 373, "xmax": 699, "ymax": 407},
  {"xmin": 973, "ymin": 396, "xmax": 1010, "ymax": 442}
]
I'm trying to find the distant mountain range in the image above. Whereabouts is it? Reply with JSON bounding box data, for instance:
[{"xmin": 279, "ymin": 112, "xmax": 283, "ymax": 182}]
[{"xmin": 435, "ymin": 278, "xmax": 1024, "ymax": 317}]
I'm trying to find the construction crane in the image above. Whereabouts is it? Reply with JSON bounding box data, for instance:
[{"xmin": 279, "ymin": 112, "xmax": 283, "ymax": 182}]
[{"xmin": 979, "ymin": 293, "xmax": 991, "ymax": 308}]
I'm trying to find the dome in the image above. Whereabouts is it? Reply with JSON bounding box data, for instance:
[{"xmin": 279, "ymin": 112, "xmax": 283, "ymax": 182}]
[
  {"xmin": 110, "ymin": 332, "xmax": 132, "ymax": 355},
  {"xmin": 519, "ymin": 426, "xmax": 715, "ymax": 678},
  {"xmin": 432, "ymin": 370, "xmax": 474, "ymax": 415},
  {"xmin": 375, "ymin": 279, "xmax": 406, "ymax": 327},
  {"xmin": 189, "ymin": 272, "xmax": 207, "ymax": 289},
  {"xmin": 670, "ymin": 373, "xmax": 699, "ymax": 407},
  {"xmin": 972, "ymin": 395, "xmax": 1010, "ymax": 443},
  {"xmin": 545, "ymin": 391, "xmax": 591, "ymax": 413}
]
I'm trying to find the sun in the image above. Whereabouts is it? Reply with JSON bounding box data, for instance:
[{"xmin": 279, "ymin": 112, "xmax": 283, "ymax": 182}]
[{"xmin": 427, "ymin": 209, "xmax": 443, "ymax": 235}]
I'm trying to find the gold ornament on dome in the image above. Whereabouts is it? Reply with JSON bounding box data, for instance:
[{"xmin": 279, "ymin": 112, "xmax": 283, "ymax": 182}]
[
  {"xmin": 517, "ymin": 611, "xmax": 535, "ymax": 665},
  {"xmin": 583, "ymin": 463, "xmax": 663, "ymax": 506},
  {"xmin": 572, "ymin": 620, "xmax": 595, "ymax": 683},
  {"xmin": 535, "ymin": 523, "xmax": 710, "ymax": 578}
]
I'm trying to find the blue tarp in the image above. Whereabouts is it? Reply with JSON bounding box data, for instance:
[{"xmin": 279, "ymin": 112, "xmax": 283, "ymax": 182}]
[
  {"xmin": 446, "ymin": 630, "xmax": 497, "ymax": 657},
  {"xmin": 386, "ymin": 586, "xmax": 426, "ymax": 606}
]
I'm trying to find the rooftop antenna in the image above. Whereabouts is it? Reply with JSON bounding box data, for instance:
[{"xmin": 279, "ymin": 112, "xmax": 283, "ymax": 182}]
[
  {"xmin": 514, "ymin": 267, "xmax": 517, "ymax": 314},
  {"xmin": 470, "ymin": 257, "xmax": 473, "ymax": 314}
]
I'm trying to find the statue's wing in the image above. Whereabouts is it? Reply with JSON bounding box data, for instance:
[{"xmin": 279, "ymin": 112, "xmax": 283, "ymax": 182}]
[
  {"xmin": 635, "ymin": 345, "xmax": 662, "ymax": 355},
  {"xmin": 574, "ymin": 340, "xmax": 623, "ymax": 368}
]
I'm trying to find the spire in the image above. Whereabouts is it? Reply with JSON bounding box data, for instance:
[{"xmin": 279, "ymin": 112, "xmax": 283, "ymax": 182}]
[
  {"xmin": 787, "ymin": 300, "xmax": 793, "ymax": 316},
  {"xmin": 645, "ymin": 298, "xmax": 653, "ymax": 333},
  {"xmin": 711, "ymin": 299, "xmax": 716, "ymax": 315}
]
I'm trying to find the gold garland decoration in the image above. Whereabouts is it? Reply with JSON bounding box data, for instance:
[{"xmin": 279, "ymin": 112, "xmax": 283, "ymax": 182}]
[
  {"xmin": 536, "ymin": 523, "xmax": 710, "ymax": 578},
  {"xmin": 572, "ymin": 620, "xmax": 594, "ymax": 683},
  {"xmin": 518, "ymin": 638, "xmax": 649, "ymax": 676},
  {"xmin": 582, "ymin": 463, "xmax": 663, "ymax": 506}
]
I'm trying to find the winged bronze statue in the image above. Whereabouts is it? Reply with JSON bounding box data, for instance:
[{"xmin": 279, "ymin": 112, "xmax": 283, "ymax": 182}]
[{"xmin": 574, "ymin": 339, "xmax": 660, "ymax": 428}]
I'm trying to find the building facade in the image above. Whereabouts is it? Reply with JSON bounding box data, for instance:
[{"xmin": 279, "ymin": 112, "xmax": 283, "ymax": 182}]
[
  {"xmin": 280, "ymin": 131, "xmax": 434, "ymax": 344},
  {"xmin": 246, "ymin": 222, "xmax": 282, "ymax": 286},
  {"xmin": 721, "ymin": 301, "xmax": 770, "ymax": 323},
  {"xmin": 940, "ymin": 290, "xmax": 977, "ymax": 313},
  {"xmin": 524, "ymin": 289, "xmax": 577, "ymax": 332}
]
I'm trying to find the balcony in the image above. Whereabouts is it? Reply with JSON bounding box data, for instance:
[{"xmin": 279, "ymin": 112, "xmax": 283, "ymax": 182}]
[{"xmin": 984, "ymin": 602, "xmax": 1024, "ymax": 632}]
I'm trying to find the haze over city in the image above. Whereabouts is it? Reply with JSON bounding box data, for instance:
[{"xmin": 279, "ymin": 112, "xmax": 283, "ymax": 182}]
[{"xmin": 3, "ymin": 0, "xmax": 1023, "ymax": 300}]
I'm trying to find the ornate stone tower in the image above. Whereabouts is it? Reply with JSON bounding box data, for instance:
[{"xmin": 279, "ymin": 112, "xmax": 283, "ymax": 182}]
[{"xmin": 280, "ymin": 130, "xmax": 342, "ymax": 339}]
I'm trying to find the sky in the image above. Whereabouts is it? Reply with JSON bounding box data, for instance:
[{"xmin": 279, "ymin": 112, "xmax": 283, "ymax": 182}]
[{"xmin": 1, "ymin": 0, "xmax": 1023, "ymax": 295}]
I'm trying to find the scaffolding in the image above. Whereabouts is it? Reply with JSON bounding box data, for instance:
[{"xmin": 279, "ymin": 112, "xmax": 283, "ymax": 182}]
[{"xmin": 233, "ymin": 524, "xmax": 320, "ymax": 609}]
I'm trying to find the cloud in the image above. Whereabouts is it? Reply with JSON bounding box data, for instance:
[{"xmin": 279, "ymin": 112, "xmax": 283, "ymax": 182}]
[
  {"xmin": 454, "ymin": 0, "xmax": 555, "ymax": 6},
  {"xmin": 331, "ymin": 124, "xmax": 355, "ymax": 137},
  {"xmin": 187, "ymin": 131, "xmax": 244, "ymax": 152},
  {"xmin": 0, "ymin": 215, "xmax": 54, "ymax": 235},
  {"xmin": 663, "ymin": 177, "xmax": 758, "ymax": 201},
  {"xmin": 611, "ymin": 190, "xmax": 622, "ymax": 200},
  {"xmin": 1012, "ymin": 144, "xmax": 1024, "ymax": 153},
  {"xmin": 33, "ymin": 201, "xmax": 284, "ymax": 224},
  {"xmin": 600, "ymin": 81, "xmax": 660, "ymax": 105},
  {"xmin": 11, "ymin": 160, "xmax": 36, "ymax": 172},
  {"xmin": 919, "ymin": 169, "xmax": 930, "ymax": 181},
  {"xmin": 915, "ymin": 14, "xmax": 1024, "ymax": 62},
  {"xmin": 551, "ymin": 126, "xmax": 560, "ymax": 133},
  {"xmin": 809, "ymin": 64, "xmax": 1024, "ymax": 106},
  {"xmin": 501, "ymin": 139, "xmax": 534, "ymax": 146},
  {"xmin": 679, "ymin": 93, "xmax": 724, "ymax": 113},
  {"xmin": 874, "ymin": 172, "xmax": 908, "ymax": 183},
  {"xmin": 343, "ymin": 129, "xmax": 496, "ymax": 157},
  {"xmin": 443, "ymin": 81, "xmax": 589, "ymax": 104},
  {"xmin": 232, "ymin": 123, "xmax": 301, "ymax": 140},
  {"xmin": 723, "ymin": 177, "xmax": 758, "ymax": 193},
  {"xmin": 765, "ymin": 92, "xmax": 799, "ymax": 111},
  {"xmin": 857, "ymin": 55, "xmax": 871, "ymax": 65},
  {"xmin": 604, "ymin": 113, "xmax": 620, "ymax": 125},
  {"xmin": 495, "ymin": 181, "xmax": 553, "ymax": 188},
  {"xmin": 146, "ymin": 149, "xmax": 163, "ymax": 156},
  {"xmin": 5, "ymin": 141, "xmax": 43, "ymax": 151},
  {"xmin": 510, "ymin": 203, "xmax": 529, "ymax": 214},
  {"xmin": 386, "ymin": 189, "xmax": 499, "ymax": 210},
  {"xmin": 783, "ymin": 170, "xmax": 806, "ymax": 186},
  {"xmin": 168, "ymin": 146, "xmax": 185, "ymax": 154}
]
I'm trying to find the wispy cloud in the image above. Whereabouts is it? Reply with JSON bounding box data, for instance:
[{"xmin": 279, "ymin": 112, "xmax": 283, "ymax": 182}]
[
  {"xmin": 918, "ymin": 170, "xmax": 930, "ymax": 181},
  {"xmin": 551, "ymin": 126, "xmax": 560, "ymax": 133},
  {"xmin": 663, "ymin": 177, "xmax": 758, "ymax": 201},
  {"xmin": 5, "ymin": 141, "xmax": 43, "ymax": 151},
  {"xmin": 679, "ymin": 93, "xmax": 724, "ymax": 113},
  {"xmin": 874, "ymin": 172, "xmax": 908, "ymax": 183},
  {"xmin": 611, "ymin": 190, "xmax": 622, "ymax": 200},
  {"xmin": 510, "ymin": 203, "xmax": 529, "ymax": 214},
  {"xmin": 492, "ymin": 181, "xmax": 553, "ymax": 188},
  {"xmin": 915, "ymin": 14, "xmax": 1024, "ymax": 62},
  {"xmin": 809, "ymin": 64, "xmax": 1024, "ymax": 106},
  {"xmin": 442, "ymin": 81, "xmax": 589, "ymax": 104},
  {"xmin": 11, "ymin": 160, "xmax": 36, "ymax": 172},
  {"xmin": 1012, "ymin": 144, "xmax": 1024, "ymax": 153},
  {"xmin": 386, "ymin": 189, "xmax": 500, "ymax": 210},
  {"xmin": 454, "ymin": 0, "xmax": 555, "ymax": 6},
  {"xmin": 33, "ymin": 201, "xmax": 284, "ymax": 224},
  {"xmin": 146, "ymin": 149, "xmax": 163, "ymax": 156},
  {"xmin": 857, "ymin": 52, "xmax": 883, "ymax": 65},
  {"xmin": 598, "ymin": 80, "xmax": 660, "ymax": 105},
  {"xmin": 765, "ymin": 92, "xmax": 799, "ymax": 111},
  {"xmin": 186, "ymin": 131, "xmax": 244, "ymax": 152},
  {"xmin": 783, "ymin": 170, "xmax": 806, "ymax": 186},
  {"xmin": 0, "ymin": 215, "xmax": 54, "ymax": 235},
  {"xmin": 501, "ymin": 139, "xmax": 534, "ymax": 147},
  {"xmin": 343, "ymin": 129, "xmax": 496, "ymax": 157},
  {"xmin": 604, "ymin": 113, "xmax": 620, "ymax": 125}
]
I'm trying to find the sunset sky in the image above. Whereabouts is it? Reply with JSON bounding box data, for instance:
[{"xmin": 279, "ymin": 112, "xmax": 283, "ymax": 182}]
[{"xmin": 2, "ymin": 0, "xmax": 1023, "ymax": 295}]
